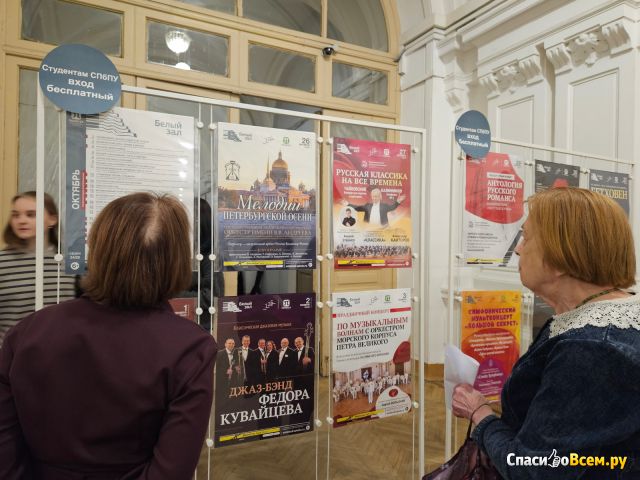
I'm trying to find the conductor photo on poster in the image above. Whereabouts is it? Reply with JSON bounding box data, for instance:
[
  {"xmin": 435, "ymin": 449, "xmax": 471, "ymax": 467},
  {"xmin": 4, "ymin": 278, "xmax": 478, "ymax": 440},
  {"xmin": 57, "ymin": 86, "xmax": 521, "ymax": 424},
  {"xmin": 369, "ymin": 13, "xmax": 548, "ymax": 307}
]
[{"xmin": 332, "ymin": 137, "xmax": 412, "ymax": 269}]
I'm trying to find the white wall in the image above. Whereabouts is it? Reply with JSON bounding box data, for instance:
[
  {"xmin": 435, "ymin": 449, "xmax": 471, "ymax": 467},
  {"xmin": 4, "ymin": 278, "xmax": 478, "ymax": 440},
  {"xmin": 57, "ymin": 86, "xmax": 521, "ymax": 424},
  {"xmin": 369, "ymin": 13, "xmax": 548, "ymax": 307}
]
[{"xmin": 397, "ymin": 0, "xmax": 640, "ymax": 363}]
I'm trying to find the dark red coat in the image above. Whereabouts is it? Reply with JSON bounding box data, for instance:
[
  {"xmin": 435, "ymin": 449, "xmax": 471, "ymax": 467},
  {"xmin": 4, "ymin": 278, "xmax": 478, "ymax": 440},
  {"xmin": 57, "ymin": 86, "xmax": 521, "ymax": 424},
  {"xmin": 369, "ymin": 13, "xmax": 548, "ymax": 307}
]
[{"xmin": 0, "ymin": 297, "xmax": 217, "ymax": 479}]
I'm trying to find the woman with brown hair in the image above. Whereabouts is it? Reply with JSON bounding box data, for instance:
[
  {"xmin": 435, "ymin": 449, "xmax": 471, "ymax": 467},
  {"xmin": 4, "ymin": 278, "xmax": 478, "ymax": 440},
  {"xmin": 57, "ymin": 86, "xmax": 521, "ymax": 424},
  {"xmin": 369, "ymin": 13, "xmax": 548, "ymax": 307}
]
[
  {"xmin": 453, "ymin": 187, "xmax": 640, "ymax": 479},
  {"xmin": 0, "ymin": 191, "xmax": 75, "ymax": 346},
  {"xmin": 0, "ymin": 192, "xmax": 217, "ymax": 479}
]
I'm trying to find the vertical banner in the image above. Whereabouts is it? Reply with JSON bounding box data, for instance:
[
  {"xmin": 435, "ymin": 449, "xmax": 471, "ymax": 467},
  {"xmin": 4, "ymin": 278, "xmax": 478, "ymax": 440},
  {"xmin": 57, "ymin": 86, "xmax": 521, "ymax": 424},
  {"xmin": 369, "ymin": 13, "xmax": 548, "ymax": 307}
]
[
  {"xmin": 216, "ymin": 122, "xmax": 316, "ymax": 271},
  {"xmin": 460, "ymin": 290, "xmax": 521, "ymax": 400},
  {"xmin": 331, "ymin": 288, "xmax": 412, "ymax": 427},
  {"xmin": 214, "ymin": 293, "xmax": 316, "ymax": 447},
  {"xmin": 463, "ymin": 153, "xmax": 525, "ymax": 266},
  {"xmin": 65, "ymin": 107, "xmax": 195, "ymax": 274},
  {"xmin": 534, "ymin": 160, "xmax": 579, "ymax": 191},
  {"xmin": 332, "ymin": 138, "xmax": 412, "ymax": 269},
  {"xmin": 588, "ymin": 169, "xmax": 630, "ymax": 215},
  {"xmin": 65, "ymin": 113, "xmax": 88, "ymax": 273}
]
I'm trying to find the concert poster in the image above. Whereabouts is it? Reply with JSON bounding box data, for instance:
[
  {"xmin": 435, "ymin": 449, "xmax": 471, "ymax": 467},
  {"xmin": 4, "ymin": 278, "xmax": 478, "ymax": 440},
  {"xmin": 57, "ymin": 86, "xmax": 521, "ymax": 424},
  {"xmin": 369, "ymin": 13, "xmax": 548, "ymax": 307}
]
[
  {"xmin": 214, "ymin": 293, "xmax": 316, "ymax": 447},
  {"xmin": 588, "ymin": 168, "xmax": 630, "ymax": 215},
  {"xmin": 216, "ymin": 123, "xmax": 316, "ymax": 271},
  {"xmin": 65, "ymin": 107, "xmax": 195, "ymax": 274},
  {"xmin": 460, "ymin": 290, "xmax": 521, "ymax": 400},
  {"xmin": 534, "ymin": 159, "xmax": 579, "ymax": 192},
  {"xmin": 331, "ymin": 288, "xmax": 413, "ymax": 427},
  {"xmin": 463, "ymin": 152, "xmax": 525, "ymax": 266},
  {"xmin": 332, "ymin": 137, "xmax": 412, "ymax": 269}
]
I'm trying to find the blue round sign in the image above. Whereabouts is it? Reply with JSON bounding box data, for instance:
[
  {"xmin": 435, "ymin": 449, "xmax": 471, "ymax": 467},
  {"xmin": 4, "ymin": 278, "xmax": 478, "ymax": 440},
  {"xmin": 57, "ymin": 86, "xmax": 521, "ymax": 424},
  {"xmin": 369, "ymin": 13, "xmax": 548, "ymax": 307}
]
[
  {"xmin": 455, "ymin": 110, "xmax": 491, "ymax": 159},
  {"xmin": 39, "ymin": 44, "xmax": 121, "ymax": 114}
]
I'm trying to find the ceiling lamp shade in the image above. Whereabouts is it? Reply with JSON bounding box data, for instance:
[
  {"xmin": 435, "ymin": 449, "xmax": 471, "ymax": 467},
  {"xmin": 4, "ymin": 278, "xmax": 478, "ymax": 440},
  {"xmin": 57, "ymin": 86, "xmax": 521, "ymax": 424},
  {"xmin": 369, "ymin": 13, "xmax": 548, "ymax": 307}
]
[{"xmin": 165, "ymin": 30, "xmax": 191, "ymax": 54}]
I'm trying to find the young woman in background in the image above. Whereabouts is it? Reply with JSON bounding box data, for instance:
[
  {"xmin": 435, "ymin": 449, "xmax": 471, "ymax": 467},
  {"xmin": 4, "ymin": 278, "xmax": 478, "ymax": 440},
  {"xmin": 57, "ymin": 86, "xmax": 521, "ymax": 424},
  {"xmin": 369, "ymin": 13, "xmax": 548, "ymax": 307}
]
[{"xmin": 0, "ymin": 191, "xmax": 75, "ymax": 346}]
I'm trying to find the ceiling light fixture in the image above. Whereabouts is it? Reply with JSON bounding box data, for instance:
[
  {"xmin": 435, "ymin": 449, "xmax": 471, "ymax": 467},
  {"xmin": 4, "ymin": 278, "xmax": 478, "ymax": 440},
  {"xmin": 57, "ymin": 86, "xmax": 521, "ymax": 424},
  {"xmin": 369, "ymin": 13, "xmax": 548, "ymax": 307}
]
[{"xmin": 165, "ymin": 30, "xmax": 191, "ymax": 54}]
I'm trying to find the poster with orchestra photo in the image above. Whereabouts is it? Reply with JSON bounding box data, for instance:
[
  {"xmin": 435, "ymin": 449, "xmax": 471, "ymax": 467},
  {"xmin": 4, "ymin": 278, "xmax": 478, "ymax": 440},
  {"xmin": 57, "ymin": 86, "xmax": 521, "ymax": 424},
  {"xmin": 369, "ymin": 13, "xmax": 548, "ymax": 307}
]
[
  {"xmin": 332, "ymin": 137, "xmax": 412, "ymax": 269},
  {"xmin": 214, "ymin": 293, "xmax": 316, "ymax": 447},
  {"xmin": 331, "ymin": 288, "xmax": 413, "ymax": 427}
]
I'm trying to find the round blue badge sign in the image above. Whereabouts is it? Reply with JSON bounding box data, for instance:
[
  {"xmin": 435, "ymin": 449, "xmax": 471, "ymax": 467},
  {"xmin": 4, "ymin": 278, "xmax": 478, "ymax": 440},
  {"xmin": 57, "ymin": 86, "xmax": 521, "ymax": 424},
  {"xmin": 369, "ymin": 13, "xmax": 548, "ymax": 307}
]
[
  {"xmin": 455, "ymin": 110, "xmax": 491, "ymax": 159},
  {"xmin": 39, "ymin": 44, "xmax": 121, "ymax": 114}
]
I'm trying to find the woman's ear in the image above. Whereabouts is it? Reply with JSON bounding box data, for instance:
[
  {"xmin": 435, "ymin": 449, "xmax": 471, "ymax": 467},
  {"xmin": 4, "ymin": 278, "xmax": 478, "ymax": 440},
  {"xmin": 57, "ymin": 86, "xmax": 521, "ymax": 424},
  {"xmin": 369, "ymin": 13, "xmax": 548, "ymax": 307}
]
[{"xmin": 48, "ymin": 215, "xmax": 59, "ymax": 229}]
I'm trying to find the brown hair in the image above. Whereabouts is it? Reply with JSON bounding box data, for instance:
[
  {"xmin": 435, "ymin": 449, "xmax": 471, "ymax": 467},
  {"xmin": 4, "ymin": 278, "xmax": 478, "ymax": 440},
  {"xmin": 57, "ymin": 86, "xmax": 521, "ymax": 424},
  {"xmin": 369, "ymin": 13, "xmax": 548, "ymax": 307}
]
[
  {"xmin": 3, "ymin": 191, "xmax": 59, "ymax": 248},
  {"xmin": 82, "ymin": 192, "xmax": 192, "ymax": 308},
  {"xmin": 527, "ymin": 187, "xmax": 635, "ymax": 288}
]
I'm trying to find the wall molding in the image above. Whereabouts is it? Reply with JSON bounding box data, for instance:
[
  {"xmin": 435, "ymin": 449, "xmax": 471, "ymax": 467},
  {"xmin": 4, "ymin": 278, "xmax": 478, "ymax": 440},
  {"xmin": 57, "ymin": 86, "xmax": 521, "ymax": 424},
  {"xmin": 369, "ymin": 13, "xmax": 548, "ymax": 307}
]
[
  {"xmin": 545, "ymin": 20, "xmax": 632, "ymax": 73},
  {"xmin": 479, "ymin": 54, "xmax": 543, "ymax": 97}
]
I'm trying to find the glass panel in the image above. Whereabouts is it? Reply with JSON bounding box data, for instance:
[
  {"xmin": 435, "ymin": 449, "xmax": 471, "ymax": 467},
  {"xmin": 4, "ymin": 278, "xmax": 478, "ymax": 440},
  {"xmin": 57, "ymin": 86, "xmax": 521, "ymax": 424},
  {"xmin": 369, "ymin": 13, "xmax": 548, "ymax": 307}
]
[
  {"xmin": 327, "ymin": 0, "xmax": 388, "ymax": 51},
  {"xmin": 237, "ymin": 95, "xmax": 319, "ymax": 302},
  {"xmin": 249, "ymin": 44, "xmax": 315, "ymax": 93},
  {"xmin": 145, "ymin": 95, "xmax": 228, "ymax": 196},
  {"xmin": 211, "ymin": 97, "xmax": 321, "ymax": 479},
  {"xmin": 14, "ymin": 69, "xmax": 85, "ymax": 328},
  {"xmin": 331, "ymin": 122, "xmax": 386, "ymax": 142},
  {"xmin": 174, "ymin": 0, "xmax": 235, "ymax": 14},
  {"xmin": 21, "ymin": 0, "xmax": 122, "ymax": 56},
  {"xmin": 147, "ymin": 21, "xmax": 228, "ymax": 76},
  {"xmin": 243, "ymin": 0, "xmax": 321, "ymax": 35},
  {"xmin": 18, "ymin": 69, "xmax": 63, "ymax": 197},
  {"xmin": 332, "ymin": 62, "xmax": 388, "ymax": 105},
  {"xmin": 239, "ymin": 95, "xmax": 319, "ymax": 132}
]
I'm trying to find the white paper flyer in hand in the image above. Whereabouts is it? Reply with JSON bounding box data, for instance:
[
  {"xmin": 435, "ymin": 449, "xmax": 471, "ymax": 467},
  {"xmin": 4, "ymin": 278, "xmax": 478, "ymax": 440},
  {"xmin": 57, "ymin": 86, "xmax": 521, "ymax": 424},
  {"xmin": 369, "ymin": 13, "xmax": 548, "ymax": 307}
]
[{"xmin": 444, "ymin": 344, "xmax": 480, "ymax": 409}]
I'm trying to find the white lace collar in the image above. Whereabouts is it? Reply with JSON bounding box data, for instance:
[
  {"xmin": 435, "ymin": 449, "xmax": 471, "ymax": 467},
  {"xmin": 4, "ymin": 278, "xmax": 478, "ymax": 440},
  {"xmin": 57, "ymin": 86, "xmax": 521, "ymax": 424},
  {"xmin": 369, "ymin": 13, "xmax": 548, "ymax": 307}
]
[{"xmin": 549, "ymin": 294, "xmax": 640, "ymax": 338}]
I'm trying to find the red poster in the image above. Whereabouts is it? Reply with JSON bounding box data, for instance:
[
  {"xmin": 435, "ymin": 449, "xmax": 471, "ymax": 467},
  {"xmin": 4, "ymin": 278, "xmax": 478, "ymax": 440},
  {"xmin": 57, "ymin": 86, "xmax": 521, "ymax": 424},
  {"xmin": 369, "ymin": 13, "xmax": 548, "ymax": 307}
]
[
  {"xmin": 463, "ymin": 153, "xmax": 525, "ymax": 265},
  {"xmin": 332, "ymin": 138, "xmax": 412, "ymax": 269}
]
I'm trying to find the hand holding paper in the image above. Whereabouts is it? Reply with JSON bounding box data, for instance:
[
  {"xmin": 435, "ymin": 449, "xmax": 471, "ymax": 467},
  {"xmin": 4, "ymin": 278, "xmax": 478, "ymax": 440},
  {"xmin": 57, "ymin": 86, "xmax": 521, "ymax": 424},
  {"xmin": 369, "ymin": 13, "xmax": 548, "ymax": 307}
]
[{"xmin": 444, "ymin": 344, "xmax": 480, "ymax": 410}]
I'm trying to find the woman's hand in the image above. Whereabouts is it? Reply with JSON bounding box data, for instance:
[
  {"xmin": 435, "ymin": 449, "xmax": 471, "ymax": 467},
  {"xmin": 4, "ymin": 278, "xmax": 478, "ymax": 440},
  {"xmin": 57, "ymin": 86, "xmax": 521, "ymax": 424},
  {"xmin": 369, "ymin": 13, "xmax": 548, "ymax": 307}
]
[{"xmin": 452, "ymin": 383, "xmax": 494, "ymax": 425}]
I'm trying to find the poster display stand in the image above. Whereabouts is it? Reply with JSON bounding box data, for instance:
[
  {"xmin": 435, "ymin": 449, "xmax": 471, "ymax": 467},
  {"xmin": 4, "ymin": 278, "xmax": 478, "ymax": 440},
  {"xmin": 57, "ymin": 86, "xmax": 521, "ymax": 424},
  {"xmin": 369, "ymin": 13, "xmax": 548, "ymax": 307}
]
[
  {"xmin": 446, "ymin": 136, "xmax": 634, "ymax": 458},
  {"xmin": 34, "ymin": 81, "xmax": 428, "ymax": 479}
]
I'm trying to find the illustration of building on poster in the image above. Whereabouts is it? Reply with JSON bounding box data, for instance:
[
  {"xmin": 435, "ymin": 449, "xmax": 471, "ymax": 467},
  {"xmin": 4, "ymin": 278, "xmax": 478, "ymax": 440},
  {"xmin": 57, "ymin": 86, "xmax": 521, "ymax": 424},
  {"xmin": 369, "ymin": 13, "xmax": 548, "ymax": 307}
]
[
  {"xmin": 331, "ymin": 288, "xmax": 412, "ymax": 427},
  {"xmin": 463, "ymin": 152, "xmax": 525, "ymax": 266},
  {"xmin": 65, "ymin": 108, "xmax": 195, "ymax": 274},
  {"xmin": 460, "ymin": 290, "xmax": 521, "ymax": 400},
  {"xmin": 216, "ymin": 122, "xmax": 316, "ymax": 271},
  {"xmin": 214, "ymin": 293, "xmax": 316, "ymax": 447},
  {"xmin": 332, "ymin": 137, "xmax": 412, "ymax": 269},
  {"xmin": 588, "ymin": 169, "xmax": 629, "ymax": 215},
  {"xmin": 534, "ymin": 159, "xmax": 579, "ymax": 191}
]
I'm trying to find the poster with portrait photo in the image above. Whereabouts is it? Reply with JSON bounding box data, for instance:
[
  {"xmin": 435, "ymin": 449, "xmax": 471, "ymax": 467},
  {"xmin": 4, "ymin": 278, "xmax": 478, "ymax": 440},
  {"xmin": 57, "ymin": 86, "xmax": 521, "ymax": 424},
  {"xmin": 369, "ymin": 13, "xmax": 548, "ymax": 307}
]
[
  {"xmin": 463, "ymin": 152, "xmax": 525, "ymax": 266},
  {"xmin": 332, "ymin": 137, "xmax": 412, "ymax": 269},
  {"xmin": 331, "ymin": 288, "xmax": 412, "ymax": 427},
  {"xmin": 216, "ymin": 123, "xmax": 316, "ymax": 271},
  {"xmin": 534, "ymin": 159, "xmax": 579, "ymax": 192},
  {"xmin": 214, "ymin": 293, "xmax": 316, "ymax": 447},
  {"xmin": 588, "ymin": 169, "xmax": 630, "ymax": 216}
]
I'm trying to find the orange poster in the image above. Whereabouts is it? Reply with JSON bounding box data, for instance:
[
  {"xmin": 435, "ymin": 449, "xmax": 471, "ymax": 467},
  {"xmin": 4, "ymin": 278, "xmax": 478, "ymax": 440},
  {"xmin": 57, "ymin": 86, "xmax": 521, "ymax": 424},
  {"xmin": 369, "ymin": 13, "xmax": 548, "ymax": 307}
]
[{"xmin": 460, "ymin": 290, "xmax": 521, "ymax": 399}]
